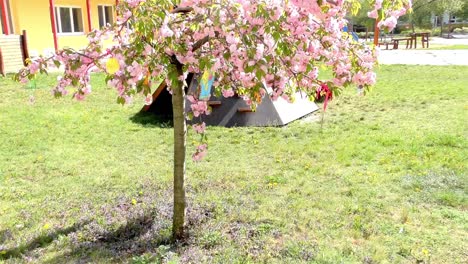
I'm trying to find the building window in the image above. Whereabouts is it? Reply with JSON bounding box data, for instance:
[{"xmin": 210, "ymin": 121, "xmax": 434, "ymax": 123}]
[
  {"xmin": 55, "ymin": 7, "xmax": 84, "ymax": 34},
  {"xmin": 98, "ymin": 5, "xmax": 114, "ymax": 28}
]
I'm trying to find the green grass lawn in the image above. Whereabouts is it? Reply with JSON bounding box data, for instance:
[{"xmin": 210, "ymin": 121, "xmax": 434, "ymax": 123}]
[
  {"xmin": 0, "ymin": 65, "xmax": 467, "ymax": 263},
  {"xmin": 425, "ymin": 44, "xmax": 468, "ymax": 50}
]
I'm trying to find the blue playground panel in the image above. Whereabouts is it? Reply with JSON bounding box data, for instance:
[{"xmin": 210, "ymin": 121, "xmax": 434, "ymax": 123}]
[{"xmin": 343, "ymin": 26, "xmax": 359, "ymax": 41}]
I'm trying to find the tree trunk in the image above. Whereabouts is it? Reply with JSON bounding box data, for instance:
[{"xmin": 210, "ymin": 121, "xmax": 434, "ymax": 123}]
[
  {"xmin": 447, "ymin": 13, "xmax": 451, "ymax": 38},
  {"xmin": 373, "ymin": 19, "xmax": 380, "ymax": 46},
  {"xmin": 171, "ymin": 60, "xmax": 187, "ymax": 241},
  {"xmin": 440, "ymin": 17, "xmax": 443, "ymax": 37}
]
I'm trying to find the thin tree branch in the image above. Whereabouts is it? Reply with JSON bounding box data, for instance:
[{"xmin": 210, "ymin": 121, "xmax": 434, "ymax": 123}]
[
  {"xmin": 171, "ymin": 7, "xmax": 194, "ymax": 14},
  {"xmin": 192, "ymin": 36, "xmax": 211, "ymax": 51}
]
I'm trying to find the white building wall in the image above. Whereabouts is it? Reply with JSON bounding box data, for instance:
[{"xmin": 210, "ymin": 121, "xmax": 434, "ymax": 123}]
[{"xmin": 431, "ymin": 12, "xmax": 464, "ymax": 26}]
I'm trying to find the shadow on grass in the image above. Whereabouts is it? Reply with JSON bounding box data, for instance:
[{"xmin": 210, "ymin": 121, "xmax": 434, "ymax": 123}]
[
  {"xmin": 0, "ymin": 221, "xmax": 89, "ymax": 260},
  {"xmin": 1, "ymin": 187, "xmax": 215, "ymax": 263},
  {"xmin": 130, "ymin": 111, "xmax": 173, "ymax": 128},
  {"xmin": 1, "ymin": 209, "xmax": 174, "ymax": 263},
  {"xmin": 43, "ymin": 209, "xmax": 174, "ymax": 264}
]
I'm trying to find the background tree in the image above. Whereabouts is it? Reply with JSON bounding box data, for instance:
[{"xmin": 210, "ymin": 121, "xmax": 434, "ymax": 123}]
[
  {"xmin": 405, "ymin": 0, "xmax": 436, "ymax": 31},
  {"xmin": 454, "ymin": 0, "xmax": 468, "ymax": 20},
  {"xmin": 15, "ymin": 0, "xmax": 410, "ymax": 240},
  {"xmin": 434, "ymin": 0, "xmax": 465, "ymax": 36},
  {"xmin": 349, "ymin": 0, "xmax": 375, "ymax": 38},
  {"xmin": 400, "ymin": 0, "xmax": 466, "ymax": 35},
  {"xmin": 351, "ymin": 1, "xmax": 375, "ymax": 32}
]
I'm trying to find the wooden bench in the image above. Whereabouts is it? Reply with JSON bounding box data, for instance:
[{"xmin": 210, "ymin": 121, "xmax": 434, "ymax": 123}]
[
  {"xmin": 378, "ymin": 42, "xmax": 393, "ymax": 50},
  {"xmin": 447, "ymin": 22, "xmax": 468, "ymax": 33},
  {"xmin": 419, "ymin": 33, "xmax": 430, "ymax": 48},
  {"xmin": 410, "ymin": 32, "xmax": 430, "ymax": 48},
  {"xmin": 391, "ymin": 37, "xmax": 414, "ymax": 49}
]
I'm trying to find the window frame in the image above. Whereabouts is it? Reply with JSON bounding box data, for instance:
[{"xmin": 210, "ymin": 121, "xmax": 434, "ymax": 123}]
[
  {"xmin": 54, "ymin": 5, "xmax": 84, "ymax": 36},
  {"xmin": 97, "ymin": 5, "xmax": 114, "ymax": 28}
]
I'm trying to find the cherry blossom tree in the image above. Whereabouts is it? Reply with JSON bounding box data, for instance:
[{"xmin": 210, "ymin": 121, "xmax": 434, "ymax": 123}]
[{"xmin": 15, "ymin": 0, "xmax": 411, "ymax": 240}]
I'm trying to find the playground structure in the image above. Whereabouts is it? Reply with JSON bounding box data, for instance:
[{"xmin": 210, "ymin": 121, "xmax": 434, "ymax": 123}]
[
  {"xmin": 142, "ymin": 73, "xmax": 319, "ymax": 127},
  {"xmin": 343, "ymin": 25, "xmax": 360, "ymax": 42},
  {"xmin": 0, "ymin": 30, "xmax": 29, "ymax": 76}
]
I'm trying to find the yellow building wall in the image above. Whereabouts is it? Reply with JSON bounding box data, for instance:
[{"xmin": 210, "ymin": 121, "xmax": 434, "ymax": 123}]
[
  {"xmin": 90, "ymin": 0, "xmax": 116, "ymax": 30},
  {"xmin": 10, "ymin": 0, "xmax": 54, "ymax": 55},
  {"xmin": 87, "ymin": 0, "xmax": 116, "ymax": 49},
  {"xmin": 9, "ymin": 0, "xmax": 115, "ymax": 56},
  {"xmin": 55, "ymin": 0, "xmax": 90, "ymax": 51}
]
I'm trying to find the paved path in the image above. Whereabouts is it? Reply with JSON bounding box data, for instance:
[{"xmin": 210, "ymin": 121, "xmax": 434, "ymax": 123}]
[
  {"xmin": 378, "ymin": 34, "xmax": 468, "ymax": 65},
  {"xmin": 378, "ymin": 49, "xmax": 468, "ymax": 65},
  {"xmin": 429, "ymin": 34, "xmax": 468, "ymax": 45}
]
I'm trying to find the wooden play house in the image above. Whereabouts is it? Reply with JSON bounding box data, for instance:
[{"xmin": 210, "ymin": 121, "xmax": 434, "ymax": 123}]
[
  {"xmin": 142, "ymin": 74, "xmax": 319, "ymax": 127},
  {"xmin": 0, "ymin": 30, "xmax": 29, "ymax": 76}
]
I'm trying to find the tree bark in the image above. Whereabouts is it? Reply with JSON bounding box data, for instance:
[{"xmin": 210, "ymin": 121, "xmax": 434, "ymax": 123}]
[
  {"xmin": 440, "ymin": 21, "xmax": 444, "ymax": 38},
  {"xmin": 447, "ymin": 13, "xmax": 451, "ymax": 38},
  {"xmin": 440, "ymin": 15, "xmax": 443, "ymax": 37},
  {"xmin": 373, "ymin": 19, "xmax": 380, "ymax": 46},
  {"xmin": 171, "ymin": 59, "xmax": 187, "ymax": 241}
]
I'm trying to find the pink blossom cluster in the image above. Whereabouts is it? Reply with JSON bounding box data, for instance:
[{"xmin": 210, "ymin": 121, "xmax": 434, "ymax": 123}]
[
  {"xmin": 192, "ymin": 122, "xmax": 206, "ymax": 134},
  {"xmin": 192, "ymin": 144, "xmax": 207, "ymax": 162},
  {"xmin": 17, "ymin": 59, "xmax": 42, "ymax": 84},
  {"xmin": 50, "ymin": 50, "xmax": 99, "ymax": 98},
  {"xmin": 222, "ymin": 89, "xmax": 235, "ymax": 98},
  {"xmin": 187, "ymin": 95, "xmax": 210, "ymax": 117},
  {"xmin": 367, "ymin": 0, "xmax": 412, "ymax": 31},
  {"xmin": 125, "ymin": 0, "xmax": 145, "ymax": 8},
  {"xmin": 16, "ymin": 27, "xmax": 116, "ymax": 100},
  {"xmin": 15, "ymin": 0, "xmax": 411, "ymax": 161},
  {"xmin": 352, "ymin": 71, "xmax": 377, "ymax": 86},
  {"xmin": 168, "ymin": 0, "xmax": 389, "ymax": 108}
]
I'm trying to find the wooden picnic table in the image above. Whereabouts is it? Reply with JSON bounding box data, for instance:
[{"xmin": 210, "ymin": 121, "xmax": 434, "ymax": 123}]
[
  {"xmin": 378, "ymin": 41, "xmax": 393, "ymax": 50},
  {"xmin": 378, "ymin": 32, "xmax": 430, "ymax": 50},
  {"xmin": 410, "ymin": 32, "xmax": 430, "ymax": 48},
  {"xmin": 391, "ymin": 37, "xmax": 414, "ymax": 49}
]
